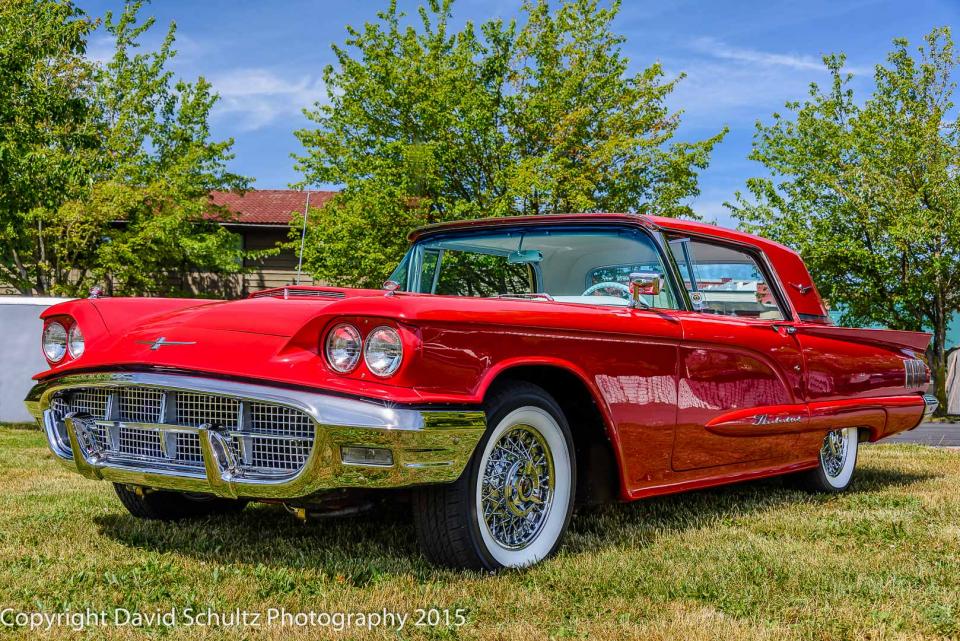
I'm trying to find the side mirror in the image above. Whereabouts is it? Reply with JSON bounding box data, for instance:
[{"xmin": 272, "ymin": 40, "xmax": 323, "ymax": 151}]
[{"xmin": 629, "ymin": 272, "xmax": 661, "ymax": 306}]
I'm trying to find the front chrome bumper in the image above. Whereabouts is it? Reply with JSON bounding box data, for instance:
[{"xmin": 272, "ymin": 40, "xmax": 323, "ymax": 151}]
[{"xmin": 24, "ymin": 372, "xmax": 486, "ymax": 500}]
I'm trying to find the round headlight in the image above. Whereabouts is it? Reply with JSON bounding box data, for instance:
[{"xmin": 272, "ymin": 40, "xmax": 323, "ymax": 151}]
[
  {"xmin": 68, "ymin": 323, "xmax": 85, "ymax": 359},
  {"xmin": 325, "ymin": 323, "xmax": 362, "ymax": 373},
  {"xmin": 364, "ymin": 326, "xmax": 403, "ymax": 377},
  {"xmin": 42, "ymin": 321, "xmax": 68, "ymax": 362}
]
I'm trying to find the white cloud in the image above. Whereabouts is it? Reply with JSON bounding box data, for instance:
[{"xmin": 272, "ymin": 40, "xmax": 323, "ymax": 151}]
[
  {"xmin": 664, "ymin": 38, "xmax": 875, "ymax": 129},
  {"xmin": 690, "ymin": 37, "xmax": 827, "ymax": 71},
  {"xmin": 210, "ymin": 68, "xmax": 328, "ymax": 131},
  {"xmin": 85, "ymin": 28, "xmax": 207, "ymax": 66}
]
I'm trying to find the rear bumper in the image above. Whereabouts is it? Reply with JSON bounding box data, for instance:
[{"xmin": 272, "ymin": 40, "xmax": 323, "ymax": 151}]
[
  {"xmin": 922, "ymin": 393, "xmax": 939, "ymax": 420},
  {"xmin": 24, "ymin": 372, "xmax": 486, "ymax": 500}
]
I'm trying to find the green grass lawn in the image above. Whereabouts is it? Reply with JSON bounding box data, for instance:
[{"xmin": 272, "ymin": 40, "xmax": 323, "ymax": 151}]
[{"xmin": 0, "ymin": 425, "xmax": 957, "ymax": 640}]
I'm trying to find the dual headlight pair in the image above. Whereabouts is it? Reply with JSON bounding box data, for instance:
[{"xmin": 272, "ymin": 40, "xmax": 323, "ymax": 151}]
[
  {"xmin": 42, "ymin": 320, "xmax": 84, "ymax": 363},
  {"xmin": 325, "ymin": 323, "xmax": 403, "ymax": 377}
]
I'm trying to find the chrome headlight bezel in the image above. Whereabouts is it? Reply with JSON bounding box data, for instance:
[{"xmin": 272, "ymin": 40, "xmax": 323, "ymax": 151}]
[
  {"xmin": 364, "ymin": 325, "xmax": 403, "ymax": 377},
  {"xmin": 67, "ymin": 322, "xmax": 85, "ymax": 359},
  {"xmin": 324, "ymin": 323, "xmax": 363, "ymax": 373},
  {"xmin": 42, "ymin": 321, "xmax": 68, "ymax": 363}
]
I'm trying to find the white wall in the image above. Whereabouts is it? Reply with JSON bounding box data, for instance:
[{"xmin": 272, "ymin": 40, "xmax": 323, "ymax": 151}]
[{"xmin": 0, "ymin": 297, "xmax": 72, "ymax": 423}]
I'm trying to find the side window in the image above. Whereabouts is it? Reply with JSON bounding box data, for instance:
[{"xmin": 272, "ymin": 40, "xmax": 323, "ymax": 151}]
[
  {"xmin": 433, "ymin": 251, "xmax": 534, "ymax": 297},
  {"xmin": 419, "ymin": 249, "xmax": 441, "ymax": 292},
  {"xmin": 670, "ymin": 238, "xmax": 785, "ymax": 320}
]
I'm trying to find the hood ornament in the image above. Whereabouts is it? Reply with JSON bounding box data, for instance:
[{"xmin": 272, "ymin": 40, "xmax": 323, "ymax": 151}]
[{"xmin": 136, "ymin": 337, "xmax": 197, "ymax": 351}]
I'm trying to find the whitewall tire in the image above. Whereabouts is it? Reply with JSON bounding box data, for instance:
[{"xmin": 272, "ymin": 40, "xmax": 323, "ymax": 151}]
[
  {"xmin": 413, "ymin": 382, "xmax": 576, "ymax": 570},
  {"xmin": 795, "ymin": 427, "xmax": 859, "ymax": 492}
]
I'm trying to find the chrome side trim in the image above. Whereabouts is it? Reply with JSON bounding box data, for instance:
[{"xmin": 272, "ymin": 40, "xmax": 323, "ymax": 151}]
[{"xmin": 26, "ymin": 372, "xmax": 487, "ymax": 499}]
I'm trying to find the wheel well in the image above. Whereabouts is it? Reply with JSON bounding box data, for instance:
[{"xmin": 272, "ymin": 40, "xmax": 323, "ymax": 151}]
[{"xmin": 485, "ymin": 365, "xmax": 619, "ymax": 505}]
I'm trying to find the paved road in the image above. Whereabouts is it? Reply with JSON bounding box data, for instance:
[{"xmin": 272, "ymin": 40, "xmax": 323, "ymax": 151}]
[{"xmin": 877, "ymin": 422, "xmax": 960, "ymax": 447}]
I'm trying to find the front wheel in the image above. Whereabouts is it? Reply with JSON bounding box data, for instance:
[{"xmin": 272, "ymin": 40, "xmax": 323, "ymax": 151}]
[
  {"xmin": 794, "ymin": 427, "xmax": 859, "ymax": 492},
  {"xmin": 413, "ymin": 383, "xmax": 576, "ymax": 570}
]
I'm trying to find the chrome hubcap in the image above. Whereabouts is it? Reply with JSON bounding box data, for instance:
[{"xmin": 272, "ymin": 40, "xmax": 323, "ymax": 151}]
[
  {"xmin": 821, "ymin": 429, "xmax": 848, "ymax": 478},
  {"xmin": 481, "ymin": 424, "xmax": 554, "ymax": 549}
]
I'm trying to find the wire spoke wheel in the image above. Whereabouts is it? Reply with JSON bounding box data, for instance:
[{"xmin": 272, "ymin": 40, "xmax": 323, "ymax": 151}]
[
  {"xmin": 821, "ymin": 429, "xmax": 849, "ymax": 478},
  {"xmin": 413, "ymin": 384, "xmax": 574, "ymax": 570},
  {"xmin": 480, "ymin": 424, "xmax": 555, "ymax": 550}
]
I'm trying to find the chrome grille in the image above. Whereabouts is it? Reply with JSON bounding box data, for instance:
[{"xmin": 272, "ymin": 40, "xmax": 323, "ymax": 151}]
[
  {"xmin": 238, "ymin": 436, "xmax": 312, "ymax": 471},
  {"xmin": 250, "ymin": 402, "xmax": 313, "ymax": 438},
  {"xmin": 251, "ymin": 287, "xmax": 345, "ymax": 299},
  {"xmin": 92, "ymin": 424, "xmax": 111, "ymax": 452},
  {"xmin": 118, "ymin": 388, "xmax": 163, "ymax": 423},
  {"xmin": 49, "ymin": 385, "xmax": 316, "ymax": 478},
  {"xmin": 70, "ymin": 389, "xmax": 110, "ymax": 419},
  {"xmin": 177, "ymin": 393, "xmax": 239, "ymax": 428},
  {"xmin": 176, "ymin": 433, "xmax": 203, "ymax": 464},
  {"xmin": 118, "ymin": 427, "xmax": 163, "ymax": 459},
  {"xmin": 50, "ymin": 396, "xmax": 70, "ymax": 421}
]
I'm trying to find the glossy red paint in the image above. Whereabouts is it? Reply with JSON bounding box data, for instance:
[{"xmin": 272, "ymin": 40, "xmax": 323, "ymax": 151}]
[{"xmin": 33, "ymin": 214, "xmax": 932, "ymax": 502}]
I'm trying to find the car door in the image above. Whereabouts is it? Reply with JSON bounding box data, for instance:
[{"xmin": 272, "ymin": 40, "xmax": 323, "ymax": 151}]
[{"xmin": 667, "ymin": 237, "xmax": 808, "ymax": 470}]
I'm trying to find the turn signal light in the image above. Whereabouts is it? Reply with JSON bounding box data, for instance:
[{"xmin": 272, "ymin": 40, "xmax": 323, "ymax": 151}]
[{"xmin": 340, "ymin": 446, "xmax": 394, "ymax": 467}]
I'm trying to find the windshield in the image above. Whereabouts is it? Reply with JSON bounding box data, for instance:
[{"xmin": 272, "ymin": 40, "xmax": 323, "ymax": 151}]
[{"xmin": 389, "ymin": 226, "xmax": 678, "ymax": 308}]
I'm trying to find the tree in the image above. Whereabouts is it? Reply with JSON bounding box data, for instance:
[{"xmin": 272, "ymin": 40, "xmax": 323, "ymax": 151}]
[
  {"xmin": 729, "ymin": 27, "xmax": 960, "ymax": 412},
  {"xmin": 0, "ymin": 0, "xmax": 98, "ymax": 294},
  {"xmin": 294, "ymin": 0, "xmax": 726, "ymax": 287},
  {"xmin": 0, "ymin": 0, "xmax": 250, "ymax": 297}
]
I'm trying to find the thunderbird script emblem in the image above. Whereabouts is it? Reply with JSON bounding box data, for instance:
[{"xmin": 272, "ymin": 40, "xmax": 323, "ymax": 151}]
[
  {"xmin": 752, "ymin": 414, "xmax": 803, "ymax": 426},
  {"xmin": 136, "ymin": 337, "xmax": 197, "ymax": 351}
]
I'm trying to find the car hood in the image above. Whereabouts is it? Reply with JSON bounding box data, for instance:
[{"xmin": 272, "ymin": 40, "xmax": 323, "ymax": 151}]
[
  {"xmin": 36, "ymin": 288, "xmax": 428, "ymax": 402},
  {"xmin": 128, "ymin": 297, "xmax": 342, "ymax": 338}
]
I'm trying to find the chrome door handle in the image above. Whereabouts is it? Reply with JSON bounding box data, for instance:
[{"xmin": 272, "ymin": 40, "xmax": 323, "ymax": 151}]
[{"xmin": 772, "ymin": 324, "xmax": 797, "ymax": 335}]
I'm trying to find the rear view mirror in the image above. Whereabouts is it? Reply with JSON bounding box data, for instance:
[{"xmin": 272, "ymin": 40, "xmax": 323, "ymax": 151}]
[{"xmin": 507, "ymin": 249, "xmax": 543, "ymax": 264}]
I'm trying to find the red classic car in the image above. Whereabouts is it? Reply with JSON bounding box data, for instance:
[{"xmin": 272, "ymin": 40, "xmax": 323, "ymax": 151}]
[{"xmin": 25, "ymin": 214, "xmax": 937, "ymax": 570}]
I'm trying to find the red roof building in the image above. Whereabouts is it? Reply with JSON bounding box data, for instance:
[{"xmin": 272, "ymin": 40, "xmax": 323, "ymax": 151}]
[
  {"xmin": 198, "ymin": 189, "xmax": 337, "ymax": 297},
  {"xmin": 209, "ymin": 189, "xmax": 336, "ymax": 226}
]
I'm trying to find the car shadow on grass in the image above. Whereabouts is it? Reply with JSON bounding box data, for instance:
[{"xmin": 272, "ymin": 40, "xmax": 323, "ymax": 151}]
[
  {"xmin": 93, "ymin": 498, "xmax": 429, "ymax": 584},
  {"xmin": 92, "ymin": 465, "xmax": 936, "ymax": 579}
]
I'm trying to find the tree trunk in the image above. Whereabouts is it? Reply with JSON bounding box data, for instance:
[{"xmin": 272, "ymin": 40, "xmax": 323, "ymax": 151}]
[{"xmin": 930, "ymin": 321, "xmax": 948, "ymax": 417}]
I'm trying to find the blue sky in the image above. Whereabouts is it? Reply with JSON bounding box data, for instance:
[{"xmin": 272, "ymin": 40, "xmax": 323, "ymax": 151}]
[{"xmin": 77, "ymin": 0, "xmax": 960, "ymax": 228}]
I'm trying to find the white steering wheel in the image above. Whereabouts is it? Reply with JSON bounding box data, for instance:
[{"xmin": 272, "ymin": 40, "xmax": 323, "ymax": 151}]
[{"xmin": 581, "ymin": 281, "xmax": 649, "ymax": 307}]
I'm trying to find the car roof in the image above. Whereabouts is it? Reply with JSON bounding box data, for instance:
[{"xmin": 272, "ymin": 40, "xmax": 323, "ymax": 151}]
[
  {"xmin": 409, "ymin": 213, "xmax": 793, "ymax": 254},
  {"xmin": 408, "ymin": 213, "xmax": 829, "ymax": 321}
]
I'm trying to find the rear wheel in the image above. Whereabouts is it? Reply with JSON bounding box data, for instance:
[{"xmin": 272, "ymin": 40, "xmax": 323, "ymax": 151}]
[
  {"xmin": 113, "ymin": 484, "xmax": 248, "ymax": 520},
  {"xmin": 413, "ymin": 383, "xmax": 576, "ymax": 570},
  {"xmin": 794, "ymin": 427, "xmax": 859, "ymax": 492}
]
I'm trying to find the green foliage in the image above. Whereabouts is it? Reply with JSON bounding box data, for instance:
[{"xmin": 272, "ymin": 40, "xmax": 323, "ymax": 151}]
[
  {"xmin": 295, "ymin": 0, "xmax": 726, "ymax": 287},
  {"xmin": 730, "ymin": 27, "xmax": 960, "ymax": 410},
  {"xmin": 0, "ymin": 0, "xmax": 97, "ymax": 294},
  {"xmin": 0, "ymin": 0, "xmax": 250, "ymax": 297}
]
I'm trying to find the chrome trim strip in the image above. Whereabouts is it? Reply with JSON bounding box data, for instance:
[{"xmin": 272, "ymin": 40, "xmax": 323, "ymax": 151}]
[{"xmin": 25, "ymin": 372, "xmax": 487, "ymax": 499}]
